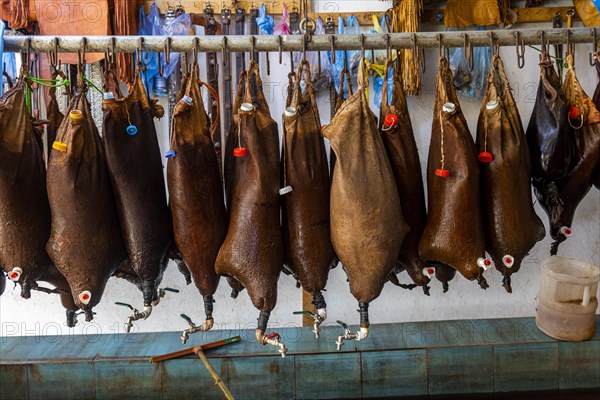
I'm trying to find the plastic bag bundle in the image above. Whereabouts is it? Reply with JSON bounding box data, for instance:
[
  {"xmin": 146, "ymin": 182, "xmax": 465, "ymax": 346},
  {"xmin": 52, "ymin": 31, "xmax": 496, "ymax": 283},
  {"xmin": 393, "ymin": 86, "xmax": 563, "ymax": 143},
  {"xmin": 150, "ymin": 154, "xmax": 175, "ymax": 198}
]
[
  {"xmin": 274, "ymin": 4, "xmax": 291, "ymax": 35},
  {"xmin": 161, "ymin": 12, "xmax": 191, "ymax": 78},
  {"xmin": 293, "ymin": 18, "xmax": 332, "ymax": 90},
  {"xmin": 257, "ymin": 4, "xmax": 274, "ymax": 35},
  {"xmin": 332, "ymin": 17, "xmax": 348, "ymax": 94},
  {"xmin": 373, "ymin": 65, "xmax": 394, "ymax": 110},
  {"xmin": 364, "ymin": 14, "xmax": 388, "ymax": 65},
  {"xmin": 345, "ymin": 16, "xmax": 362, "ymax": 76},
  {"xmin": 137, "ymin": 4, "xmax": 159, "ymax": 92},
  {"xmin": 449, "ymin": 28, "xmax": 491, "ymax": 100}
]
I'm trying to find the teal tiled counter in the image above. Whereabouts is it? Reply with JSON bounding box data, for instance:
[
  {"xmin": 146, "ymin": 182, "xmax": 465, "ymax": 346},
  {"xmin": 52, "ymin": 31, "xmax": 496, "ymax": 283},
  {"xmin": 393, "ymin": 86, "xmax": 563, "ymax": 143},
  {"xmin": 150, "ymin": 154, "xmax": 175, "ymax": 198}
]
[{"xmin": 0, "ymin": 317, "xmax": 598, "ymax": 399}]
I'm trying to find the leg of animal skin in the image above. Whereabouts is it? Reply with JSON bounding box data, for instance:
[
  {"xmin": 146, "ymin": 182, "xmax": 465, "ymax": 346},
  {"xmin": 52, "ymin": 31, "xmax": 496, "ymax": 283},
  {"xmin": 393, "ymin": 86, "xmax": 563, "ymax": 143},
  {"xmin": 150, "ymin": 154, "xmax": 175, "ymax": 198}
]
[
  {"xmin": 66, "ymin": 310, "xmax": 76, "ymax": 328},
  {"xmin": 20, "ymin": 281, "xmax": 31, "ymax": 299},
  {"xmin": 359, "ymin": 302, "xmax": 369, "ymax": 329},
  {"xmin": 422, "ymin": 285, "xmax": 431, "ymax": 296},
  {"xmin": 477, "ymin": 274, "xmax": 489, "ymax": 290},
  {"xmin": 203, "ymin": 294, "xmax": 214, "ymax": 321},
  {"xmin": 550, "ymin": 241, "xmax": 560, "ymax": 256},
  {"xmin": 85, "ymin": 310, "xmax": 94, "ymax": 322},
  {"xmin": 142, "ymin": 279, "xmax": 155, "ymax": 306},
  {"xmin": 312, "ymin": 291, "xmax": 326, "ymax": 310},
  {"xmin": 257, "ymin": 310, "xmax": 270, "ymax": 333},
  {"xmin": 502, "ymin": 275, "xmax": 513, "ymax": 294},
  {"xmin": 442, "ymin": 282, "xmax": 450, "ymax": 292}
]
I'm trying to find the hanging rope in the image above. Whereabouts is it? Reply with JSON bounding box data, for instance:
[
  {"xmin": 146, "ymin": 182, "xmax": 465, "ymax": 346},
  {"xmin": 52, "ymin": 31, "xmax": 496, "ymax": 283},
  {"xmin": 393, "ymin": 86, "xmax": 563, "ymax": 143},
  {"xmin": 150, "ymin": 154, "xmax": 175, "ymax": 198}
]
[{"xmin": 387, "ymin": 0, "xmax": 423, "ymax": 96}]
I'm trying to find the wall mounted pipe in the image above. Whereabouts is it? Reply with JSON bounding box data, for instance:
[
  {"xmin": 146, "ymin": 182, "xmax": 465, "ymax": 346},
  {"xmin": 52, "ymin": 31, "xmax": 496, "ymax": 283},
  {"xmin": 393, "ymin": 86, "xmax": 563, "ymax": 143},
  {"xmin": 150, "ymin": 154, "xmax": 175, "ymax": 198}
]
[{"xmin": 2, "ymin": 27, "xmax": 597, "ymax": 53}]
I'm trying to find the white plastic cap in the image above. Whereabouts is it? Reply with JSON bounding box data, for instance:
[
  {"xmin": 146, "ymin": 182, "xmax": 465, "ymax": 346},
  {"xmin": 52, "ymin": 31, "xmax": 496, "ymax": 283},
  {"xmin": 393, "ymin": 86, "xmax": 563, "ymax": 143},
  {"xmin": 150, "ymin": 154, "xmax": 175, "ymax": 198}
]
[
  {"xmin": 284, "ymin": 107, "xmax": 297, "ymax": 117},
  {"xmin": 103, "ymin": 92, "xmax": 114, "ymax": 100},
  {"xmin": 477, "ymin": 257, "xmax": 493, "ymax": 271},
  {"xmin": 486, "ymin": 100, "xmax": 499, "ymax": 110},
  {"xmin": 181, "ymin": 95, "xmax": 193, "ymax": 105},
  {"xmin": 502, "ymin": 255, "xmax": 514, "ymax": 268},
  {"xmin": 8, "ymin": 267, "xmax": 22, "ymax": 282},
  {"xmin": 279, "ymin": 185, "xmax": 293, "ymax": 195},
  {"xmin": 78, "ymin": 290, "xmax": 92, "ymax": 305},
  {"xmin": 442, "ymin": 102, "xmax": 456, "ymax": 113},
  {"xmin": 422, "ymin": 267, "xmax": 435, "ymax": 278},
  {"xmin": 240, "ymin": 103, "xmax": 254, "ymax": 112},
  {"xmin": 560, "ymin": 226, "xmax": 573, "ymax": 237}
]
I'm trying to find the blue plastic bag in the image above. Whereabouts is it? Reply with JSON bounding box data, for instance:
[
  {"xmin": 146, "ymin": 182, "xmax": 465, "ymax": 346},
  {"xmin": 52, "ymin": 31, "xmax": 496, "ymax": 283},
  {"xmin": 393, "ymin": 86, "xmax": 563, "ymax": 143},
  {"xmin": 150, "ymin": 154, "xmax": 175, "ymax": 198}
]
[
  {"xmin": 449, "ymin": 26, "xmax": 491, "ymax": 100},
  {"xmin": 1, "ymin": 21, "xmax": 5, "ymax": 96},
  {"xmin": 257, "ymin": 4, "xmax": 274, "ymax": 35},
  {"xmin": 373, "ymin": 65, "xmax": 394, "ymax": 109},
  {"xmin": 345, "ymin": 15, "xmax": 362, "ymax": 76},
  {"xmin": 161, "ymin": 13, "xmax": 191, "ymax": 78},
  {"xmin": 332, "ymin": 16, "xmax": 346, "ymax": 93},
  {"xmin": 137, "ymin": 4, "xmax": 159, "ymax": 93}
]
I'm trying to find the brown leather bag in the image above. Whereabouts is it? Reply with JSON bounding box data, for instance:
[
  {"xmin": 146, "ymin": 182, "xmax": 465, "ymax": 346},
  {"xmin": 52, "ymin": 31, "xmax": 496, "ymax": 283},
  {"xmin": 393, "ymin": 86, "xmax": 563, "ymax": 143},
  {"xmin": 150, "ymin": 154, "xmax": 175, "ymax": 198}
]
[
  {"xmin": 215, "ymin": 60, "xmax": 283, "ymax": 321},
  {"xmin": 281, "ymin": 61, "xmax": 335, "ymax": 309},
  {"xmin": 546, "ymin": 54, "xmax": 600, "ymax": 253},
  {"xmin": 379, "ymin": 60, "xmax": 430, "ymax": 292},
  {"xmin": 419, "ymin": 57, "xmax": 488, "ymax": 290},
  {"xmin": 102, "ymin": 66, "xmax": 172, "ymax": 307},
  {"xmin": 593, "ymin": 57, "xmax": 600, "ymax": 189},
  {"xmin": 0, "ymin": 78, "xmax": 77, "ymax": 318},
  {"xmin": 477, "ymin": 54, "xmax": 545, "ymax": 293},
  {"xmin": 322, "ymin": 59, "xmax": 408, "ymax": 329},
  {"xmin": 47, "ymin": 80, "xmax": 127, "ymax": 318},
  {"xmin": 167, "ymin": 64, "xmax": 227, "ymax": 325},
  {"xmin": 527, "ymin": 52, "xmax": 579, "ymax": 246}
]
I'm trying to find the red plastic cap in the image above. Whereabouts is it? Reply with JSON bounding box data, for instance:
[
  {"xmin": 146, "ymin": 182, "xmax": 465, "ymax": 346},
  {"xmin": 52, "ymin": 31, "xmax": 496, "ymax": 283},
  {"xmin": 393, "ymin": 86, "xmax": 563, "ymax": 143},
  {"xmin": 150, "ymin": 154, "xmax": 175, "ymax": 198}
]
[
  {"xmin": 435, "ymin": 168, "xmax": 450, "ymax": 178},
  {"xmin": 383, "ymin": 114, "xmax": 399, "ymax": 129},
  {"xmin": 484, "ymin": 259, "xmax": 491, "ymax": 266},
  {"xmin": 266, "ymin": 332, "xmax": 280, "ymax": 339},
  {"xmin": 478, "ymin": 151, "xmax": 493, "ymax": 163},
  {"xmin": 233, "ymin": 147, "xmax": 248, "ymax": 157},
  {"xmin": 8, "ymin": 271, "xmax": 19, "ymax": 280},
  {"xmin": 568, "ymin": 105, "xmax": 580, "ymax": 120}
]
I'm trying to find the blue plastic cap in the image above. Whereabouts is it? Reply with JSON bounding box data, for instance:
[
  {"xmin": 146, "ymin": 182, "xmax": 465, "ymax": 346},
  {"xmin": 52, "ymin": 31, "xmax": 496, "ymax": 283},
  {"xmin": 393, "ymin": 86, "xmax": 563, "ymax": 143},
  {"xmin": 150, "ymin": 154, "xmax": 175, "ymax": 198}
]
[
  {"xmin": 126, "ymin": 125, "xmax": 138, "ymax": 136},
  {"xmin": 181, "ymin": 95, "xmax": 193, "ymax": 106},
  {"xmin": 165, "ymin": 149, "xmax": 176, "ymax": 158}
]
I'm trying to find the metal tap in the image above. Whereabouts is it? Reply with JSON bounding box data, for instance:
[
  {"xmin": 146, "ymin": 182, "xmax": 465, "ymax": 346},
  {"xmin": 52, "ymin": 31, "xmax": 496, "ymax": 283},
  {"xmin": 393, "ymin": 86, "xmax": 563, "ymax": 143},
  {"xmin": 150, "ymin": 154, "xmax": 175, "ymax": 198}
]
[
  {"xmin": 256, "ymin": 329, "xmax": 287, "ymax": 358},
  {"xmin": 335, "ymin": 320, "xmax": 369, "ymax": 351},
  {"xmin": 116, "ymin": 287, "xmax": 179, "ymax": 333},
  {"xmin": 293, "ymin": 308, "xmax": 327, "ymax": 339},
  {"xmin": 180, "ymin": 313, "xmax": 214, "ymax": 344}
]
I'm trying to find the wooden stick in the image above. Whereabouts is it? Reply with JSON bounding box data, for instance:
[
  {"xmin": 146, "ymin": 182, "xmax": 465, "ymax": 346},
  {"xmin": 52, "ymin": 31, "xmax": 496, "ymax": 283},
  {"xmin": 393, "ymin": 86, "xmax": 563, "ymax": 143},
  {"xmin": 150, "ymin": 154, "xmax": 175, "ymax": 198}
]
[
  {"xmin": 149, "ymin": 336, "xmax": 241, "ymax": 363},
  {"xmin": 196, "ymin": 349, "xmax": 236, "ymax": 400}
]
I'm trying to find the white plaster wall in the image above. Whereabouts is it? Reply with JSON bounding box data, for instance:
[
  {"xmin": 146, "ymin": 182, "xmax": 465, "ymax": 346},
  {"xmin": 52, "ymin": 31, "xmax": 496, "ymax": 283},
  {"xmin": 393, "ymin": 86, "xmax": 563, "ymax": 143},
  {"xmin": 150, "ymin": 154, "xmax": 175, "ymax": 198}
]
[{"xmin": 1, "ymin": 1, "xmax": 599, "ymax": 339}]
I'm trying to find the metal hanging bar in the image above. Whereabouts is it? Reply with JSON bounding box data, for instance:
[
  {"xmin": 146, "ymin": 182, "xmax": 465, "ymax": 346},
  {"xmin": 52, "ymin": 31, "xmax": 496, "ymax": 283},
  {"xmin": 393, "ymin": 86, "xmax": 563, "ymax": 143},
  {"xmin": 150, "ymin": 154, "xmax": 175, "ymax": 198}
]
[{"xmin": 2, "ymin": 27, "xmax": 597, "ymax": 53}]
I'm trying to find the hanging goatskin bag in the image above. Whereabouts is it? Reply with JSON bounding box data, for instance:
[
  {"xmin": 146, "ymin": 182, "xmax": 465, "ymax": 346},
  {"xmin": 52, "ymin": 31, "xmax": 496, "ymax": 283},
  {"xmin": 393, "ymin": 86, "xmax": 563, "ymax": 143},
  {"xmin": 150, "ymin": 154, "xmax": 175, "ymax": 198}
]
[
  {"xmin": 167, "ymin": 64, "xmax": 227, "ymax": 329},
  {"xmin": 215, "ymin": 60, "xmax": 283, "ymax": 346},
  {"xmin": 419, "ymin": 57, "xmax": 488, "ymax": 290},
  {"xmin": 378, "ymin": 60, "xmax": 431, "ymax": 292},
  {"xmin": 593, "ymin": 57, "xmax": 600, "ymax": 189},
  {"xmin": 526, "ymin": 51, "xmax": 578, "ymax": 251},
  {"xmin": 47, "ymin": 83, "xmax": 127, "ymax": 318},
  {"xmin": 281, "ymin": 61, "xmax": 335, "ymax": 313},
  {"xmin": 0, "ymin": 79, "xmax": 77, "ymax": 320},
  {"xmin": 102, "ymin": 66, "xmax": 172, "ymax": 307},
  {"xmin": 545, "ymin": 54, "xmax": 600, "ymax": 253},
  {"xmin": 477, "ymin": 54, "xmax": 545, "ymax": 293},
  {"xmin": 322, "ymin": 59, "xmax": 408, "ymax": 333}
]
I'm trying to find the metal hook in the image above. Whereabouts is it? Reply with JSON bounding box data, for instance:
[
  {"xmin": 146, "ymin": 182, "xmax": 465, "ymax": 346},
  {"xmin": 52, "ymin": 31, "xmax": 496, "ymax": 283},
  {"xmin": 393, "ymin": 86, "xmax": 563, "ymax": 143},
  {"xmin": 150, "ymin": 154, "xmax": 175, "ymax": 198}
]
[
  {"xmin": 360, "ymin": 34, "xmax": 365, "ymax": 61},
  {"xmin": 250, "ymin": 36, "xmax": 256, "ymax": 62},
  {"xmin": 488, "ymin": 31, "xmax": 499, "ymax": 57},
  {"xmin": 330, "ymin": 35, "xmax": 336, "ymax": 64},
  {"xmin": 302, "ymin": 34, "xmax": 308, "ymax": 63},
  {"xmin": 78, "ymin": 37, "xmax": 87, "ymax": 70},
  {"xmin": 164, "ymin": 37, "xmax": 172, "ymax": 65},
  {"xmin": 515, "ymin": 31, "xmax": 525, "ymax": 69},
  {"xmin": 278, "ymin": 35, "xmax": 283, "ymax": 64},
  {"xmin": 437, "ymin": 33, "xmax": 444, "ymax": 58},
  {"xmin": 463, "ymin": 34, "xmax": 474, "ymax": 71},
  {"xmin": 193, "ymin": 37, "xmax": 199, "ymax": 66},
  {"xmin": 589, "ymin": 28, "xmax": 597, "ymax": 66},
  {"xmin": 539, "ymin": 30, "xmax": 546, "ymax": 54},
  {"xmin": 136, "ymin": 37, "xmax": 144, "ymax": 67},
  {"xmin": 566, "ymin": 29, "xmax": 574, "ymax": 58},
  {"xmin": 48, "ymin": 37, "xmax": 59, "ymax": 70},
  {"xmin": 412, "ymin": 33, "xmax": 425, "ymax": 73},
  {"xmin": 222, "ymin": 36, "xmax": 228, "ymax": 63}
]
